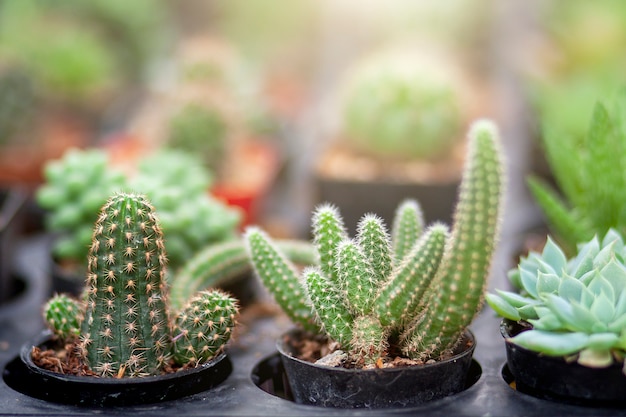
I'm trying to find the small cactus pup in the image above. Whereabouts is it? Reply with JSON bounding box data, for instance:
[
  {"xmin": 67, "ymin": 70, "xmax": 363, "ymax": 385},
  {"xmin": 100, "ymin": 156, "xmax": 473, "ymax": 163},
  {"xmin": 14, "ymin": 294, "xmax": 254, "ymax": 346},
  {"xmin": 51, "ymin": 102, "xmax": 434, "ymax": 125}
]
[
  {"xmin": 246, "ymin": 119, "xmax": 505, "ymax": 368},
  {"xmin": 38, "ymin": 192, "xmax": 240, "ymax": 381}
]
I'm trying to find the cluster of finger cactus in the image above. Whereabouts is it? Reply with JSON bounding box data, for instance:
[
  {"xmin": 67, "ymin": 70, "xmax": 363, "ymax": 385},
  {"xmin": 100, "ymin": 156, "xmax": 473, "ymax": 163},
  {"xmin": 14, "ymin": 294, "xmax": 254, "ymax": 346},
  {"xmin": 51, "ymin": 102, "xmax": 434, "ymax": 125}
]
[
  {"xmin": 43, "ymin": 192, "xmax": 239, "ymax": 377},
  {"xmin": 487, "ymin": 229, "xmax": 626, "ymax": 372},
  {"xmin": 246, "ymin": 119, "xmax": 505, "ymax": 364}
]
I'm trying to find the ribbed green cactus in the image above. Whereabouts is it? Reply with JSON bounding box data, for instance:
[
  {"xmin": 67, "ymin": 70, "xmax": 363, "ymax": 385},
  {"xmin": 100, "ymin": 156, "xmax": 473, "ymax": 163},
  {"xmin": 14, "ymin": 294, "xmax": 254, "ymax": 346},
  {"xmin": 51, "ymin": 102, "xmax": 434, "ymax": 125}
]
[
  {"xmin": 42, "ymin": 192, "xmax": 240, "ymax": 378},
  {"xmin": 245, "ymin": 119, "xmax": 505, "ymax": 364},
  {"xmin": 340, "ymin": 50, "xmax": 465, "ymax": 161},
  {"xmin": 80, "ymin": 192, "xmax": 171, "ymax": 377}
]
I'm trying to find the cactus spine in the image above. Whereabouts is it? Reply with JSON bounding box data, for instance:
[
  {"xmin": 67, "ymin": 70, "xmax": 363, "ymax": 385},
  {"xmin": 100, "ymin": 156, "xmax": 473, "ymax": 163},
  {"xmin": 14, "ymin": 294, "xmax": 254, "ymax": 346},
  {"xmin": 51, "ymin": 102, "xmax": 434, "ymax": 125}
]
[
  {"xmin": 42, "ymin": 192, "xmax": 240, "ymax": 378},
  {"xmin": 80, "ymin": 192, "xmax": 171, "ymax": 377},
  {"xmin": 245, "ymin": 119, "xmax": 505, "ymax": 364}
]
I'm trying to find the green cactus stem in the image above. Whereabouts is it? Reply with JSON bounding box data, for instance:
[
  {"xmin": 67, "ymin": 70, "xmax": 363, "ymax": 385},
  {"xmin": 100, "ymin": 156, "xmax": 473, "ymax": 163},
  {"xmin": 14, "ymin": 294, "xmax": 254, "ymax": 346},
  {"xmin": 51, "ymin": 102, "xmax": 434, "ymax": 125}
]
[
  {"xmin": 312, "ymin": 204, "xmax": 348, "ymax": 286},
  {"xmin": 391, "ymin": 199, "xmax": 425, "ymax": 268},
  {"xmin": 172, "ymin": 290, "xmax": 239, "ymax": 366},
  {"xmin": 245, "ymin": 228, "xmax": 319, "ymax": 333},
  {"xmin": 43, "ymin": 294, "xmax": 82, "ymax": 340},
  {"xmin": 302, "ymin": 266, "xmax": 353, "ymax": 345},
  {"xmin": 244, "ymin": 119, "xmax": 505, "ymax": 366},
  {"xmin": 80, "ymin": 192, "xmax": 172, "ymax": 377},
  {"xmin": 375, "ymin": 223, "xmax": 449, "ymax": 328},
  {"xmin": 401, "ymin": 119, "xmax": 505, "ymax": 359},
  {"xmin": 170, "ymin": 239, "xmax": 318, "ymax": 311}
]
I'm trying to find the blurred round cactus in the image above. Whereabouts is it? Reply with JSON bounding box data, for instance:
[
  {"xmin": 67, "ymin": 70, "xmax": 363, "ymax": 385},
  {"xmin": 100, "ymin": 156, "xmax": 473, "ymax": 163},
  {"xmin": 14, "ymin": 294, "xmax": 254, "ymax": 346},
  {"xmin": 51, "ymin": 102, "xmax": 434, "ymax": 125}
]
[
  {"xmin": 166, "ymin": 103, "xmax": 228, "ymax": 174},
  {"xmin": 340, "ymin": 50, "xmax": 467, "ymax": 161}
]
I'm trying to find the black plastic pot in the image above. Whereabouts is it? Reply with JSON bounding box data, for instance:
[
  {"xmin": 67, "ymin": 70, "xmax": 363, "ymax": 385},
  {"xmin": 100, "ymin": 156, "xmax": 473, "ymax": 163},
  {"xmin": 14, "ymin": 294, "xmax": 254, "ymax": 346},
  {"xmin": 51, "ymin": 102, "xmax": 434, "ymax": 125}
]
[
  {"xmin": 501, "ymin": 319, "xmax": 626, "ymax": 407},
  {"xmin": 277, "ymin": 328, "xmax": 477, "ymax": 409},
  {"xmin": 3, "ymin": 330, "xmax": 232, "ymax": 407}
]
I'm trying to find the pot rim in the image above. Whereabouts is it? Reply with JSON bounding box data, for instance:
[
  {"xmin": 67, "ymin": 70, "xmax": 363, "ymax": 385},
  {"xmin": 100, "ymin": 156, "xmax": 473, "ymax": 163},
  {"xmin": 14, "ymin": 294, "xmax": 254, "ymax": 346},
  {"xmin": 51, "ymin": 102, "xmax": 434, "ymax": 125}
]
[
  {"xmin": 277, "ymin": 327, "xmax": 476, "ymax": 373},
  {"xmin": 21, "ymin": 330, "xmax": 229, "ymax": 384}
]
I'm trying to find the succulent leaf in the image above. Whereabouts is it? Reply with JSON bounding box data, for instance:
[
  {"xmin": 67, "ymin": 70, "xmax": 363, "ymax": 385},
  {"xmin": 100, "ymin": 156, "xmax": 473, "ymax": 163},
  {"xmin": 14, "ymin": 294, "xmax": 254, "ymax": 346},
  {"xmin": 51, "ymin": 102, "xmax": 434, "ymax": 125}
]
[{"xmin": 510, "ymin": 330, "xmax": 590, "ymax": 356}]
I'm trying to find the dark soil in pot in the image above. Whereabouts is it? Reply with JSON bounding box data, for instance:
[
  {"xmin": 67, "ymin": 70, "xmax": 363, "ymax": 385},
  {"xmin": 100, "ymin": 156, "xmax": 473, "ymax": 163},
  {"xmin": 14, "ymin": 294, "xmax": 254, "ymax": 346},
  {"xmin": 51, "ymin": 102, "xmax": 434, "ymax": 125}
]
[
  {"xmin": 3, "ymin": 330, "xmax": 232, "ymax": 406},
  {"xmin": 274, "ymin": 327, "xmax": 479, "ymax": 409},
  {"xmin": 501, "ymin": 319, "xmax": 626, "ymax": 407}
]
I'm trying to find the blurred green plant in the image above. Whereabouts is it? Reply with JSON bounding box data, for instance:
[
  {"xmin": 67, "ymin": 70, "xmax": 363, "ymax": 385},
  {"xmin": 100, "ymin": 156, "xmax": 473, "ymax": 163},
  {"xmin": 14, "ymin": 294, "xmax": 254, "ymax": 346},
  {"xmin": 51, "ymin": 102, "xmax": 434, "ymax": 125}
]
[
  {"xmin": 340, "ymin": 51, "xmax": 465, "ymax": 161},
  {"xmin": 0, "ymin": 0, "xmax": 170, "ymax": 108},
  {"xmin": 166, "ymin": 103, "xmax": 228, "ymax": 174},
  {"xmin": 36, "ymin": 147, "xmax": 240, "ymax": 277},
  {"xmin": 528, "ymin": 88, "xmax": 626, "ymax": 255},
  {"xmin": 0, "ymin": 68, "xmax": 38, "ymax": 145}
]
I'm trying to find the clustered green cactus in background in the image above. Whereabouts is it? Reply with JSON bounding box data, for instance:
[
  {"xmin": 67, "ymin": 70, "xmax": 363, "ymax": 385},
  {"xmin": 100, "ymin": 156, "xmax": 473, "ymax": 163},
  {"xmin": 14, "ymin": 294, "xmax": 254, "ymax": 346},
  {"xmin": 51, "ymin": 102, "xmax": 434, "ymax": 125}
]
[
  {"xmin": 36, "ymin": 147, "xmax": 240, "ymax": 275},
  {"xmin": 44, "ymin": 192, "xmax": 239, "ymax": 377},
  {"xmin": 528, "ymin": 88, "xmax": 626, "ymax": 255},
  {"xmin": 487, "ymin": 229, "xmax": 626, "ymax": 372},
  {"xmin": 246, "ymin": 119, "xmax": 505, "ymax": 365},
  {"xmin": 340, "ymin": 51, "xmax": 465, "ymax": 161},
  {"xmin": 35, "ymin": 149, "xmax": 127, "ymax": 263},
  {"xmin": 166, "ymin": 102, "xmax": 228, "ymax": 175}
]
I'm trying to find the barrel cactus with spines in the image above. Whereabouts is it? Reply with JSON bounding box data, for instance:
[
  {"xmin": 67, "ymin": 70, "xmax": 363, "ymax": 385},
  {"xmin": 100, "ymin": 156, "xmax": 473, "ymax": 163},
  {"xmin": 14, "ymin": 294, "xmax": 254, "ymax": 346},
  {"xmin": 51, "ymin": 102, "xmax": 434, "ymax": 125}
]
[
  {"xmin": 41, "ymin": 192, "xmax": 240, "ymax": 378},
  {"xmin": 245, "ymin": 119, "xmax": 505, "ymax": 365},
  {"xmin": 172, "ymin": 290, "xmax": 239, "ymax": 366}
]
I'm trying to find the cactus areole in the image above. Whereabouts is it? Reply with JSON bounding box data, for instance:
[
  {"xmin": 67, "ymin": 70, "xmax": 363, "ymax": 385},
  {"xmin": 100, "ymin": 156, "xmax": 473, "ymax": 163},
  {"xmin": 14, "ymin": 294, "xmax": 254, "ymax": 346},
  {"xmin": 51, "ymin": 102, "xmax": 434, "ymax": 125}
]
[{"xmin": 38, "ymin": 192, "xmax": 240, "ymax": 380}]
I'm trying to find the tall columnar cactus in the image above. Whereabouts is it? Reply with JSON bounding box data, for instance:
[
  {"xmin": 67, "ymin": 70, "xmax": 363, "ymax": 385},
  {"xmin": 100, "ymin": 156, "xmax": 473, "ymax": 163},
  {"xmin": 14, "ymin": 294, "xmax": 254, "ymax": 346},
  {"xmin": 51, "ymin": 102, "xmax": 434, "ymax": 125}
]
[
  {"xmin": 43, "ymin": 192, "xmax": 240, "ymax": 378},
  {"xmin": 400, "ymin": 120, "xmax": 505, "ymax": 359},
  {"xmin": 245, "ymin": 119, "xmax": 505, "ymax": 364},
  {"xmin": 80, "ymin": 192, "xmax": 172, "ymax": 377}
]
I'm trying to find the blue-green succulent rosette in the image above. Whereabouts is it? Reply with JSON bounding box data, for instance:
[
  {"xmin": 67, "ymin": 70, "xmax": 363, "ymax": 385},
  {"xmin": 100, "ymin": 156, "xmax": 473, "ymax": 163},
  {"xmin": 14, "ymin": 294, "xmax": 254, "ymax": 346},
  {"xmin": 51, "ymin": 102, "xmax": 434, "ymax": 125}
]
[{"xmin": 487, "ymin": 229, "xmax": 626, "ymax": 372}]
